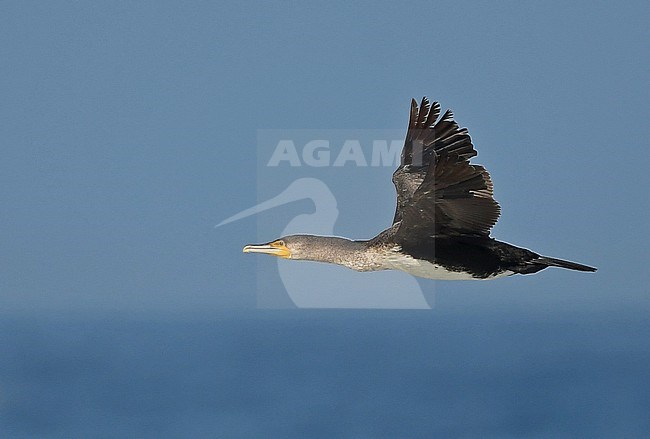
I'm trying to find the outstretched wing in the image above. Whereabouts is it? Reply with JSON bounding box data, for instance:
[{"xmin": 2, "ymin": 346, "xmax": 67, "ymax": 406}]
[
  {"xmin": 392, "ymin": 97, "xmax": 477, "ymax": 224},
  {"xmin": 391, "ymin": 98, "xmax": 500, "ymax": 242}
]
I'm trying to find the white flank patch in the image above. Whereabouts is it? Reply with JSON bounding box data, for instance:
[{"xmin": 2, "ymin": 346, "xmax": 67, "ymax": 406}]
[{"xmin": 381, "ymin": 251, "xmax": 513, "ymax": 281}]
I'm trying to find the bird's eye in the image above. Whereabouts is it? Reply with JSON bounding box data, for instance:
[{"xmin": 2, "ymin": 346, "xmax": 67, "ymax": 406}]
[{"xmin": 276, "ymin": 240, "xmax": 285, "ymax": 247}]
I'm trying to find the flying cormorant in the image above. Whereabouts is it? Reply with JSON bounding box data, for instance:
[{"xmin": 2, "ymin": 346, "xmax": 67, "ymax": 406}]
[{"xmin": 243, "ymin": 98, "xmax": 596, "ymax": 280}]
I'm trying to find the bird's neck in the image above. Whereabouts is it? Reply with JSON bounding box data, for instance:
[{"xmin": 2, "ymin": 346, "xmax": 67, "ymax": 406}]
[{"xmin": 297, "ymin": 237, "xmax": 381, "ymax": 271}]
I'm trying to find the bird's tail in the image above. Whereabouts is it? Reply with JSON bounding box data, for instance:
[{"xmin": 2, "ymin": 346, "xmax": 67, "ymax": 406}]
[{"xmin": 536, "ymin": 256, "xmax": 597, "ymax": 272}]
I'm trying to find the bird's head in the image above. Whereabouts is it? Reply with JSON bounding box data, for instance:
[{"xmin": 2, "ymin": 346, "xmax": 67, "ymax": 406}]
[
  {"xmin": 243, "ymin": 235, "xmax": 315, "ymax": 260},
  {"xmin": 243, "ymin": 234, "xmax": 348, "ymax": 261},
  {"xmin": 244, "ymin": 234, "xmax": 367, "ymax": 268}
]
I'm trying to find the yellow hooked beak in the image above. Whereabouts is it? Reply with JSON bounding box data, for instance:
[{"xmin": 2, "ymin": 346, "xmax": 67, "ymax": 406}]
[{"xmin": 242, "ymin": 240, "xmax": 291, "ymax": 259}]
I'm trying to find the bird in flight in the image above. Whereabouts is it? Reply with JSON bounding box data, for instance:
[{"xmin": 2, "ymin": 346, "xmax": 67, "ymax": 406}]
[{"xmin": 243, "ymin": 98, "xmax": 596, "ymax": 279}]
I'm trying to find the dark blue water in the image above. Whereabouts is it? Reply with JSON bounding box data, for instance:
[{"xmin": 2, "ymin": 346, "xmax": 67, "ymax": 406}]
[{"xmin": 1, "ymin": 309, "xmax": 648, "ymax": 438}]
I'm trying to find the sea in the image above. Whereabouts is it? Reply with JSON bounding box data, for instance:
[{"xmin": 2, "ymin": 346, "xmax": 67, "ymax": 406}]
[{"xmin": 1, "ymin": 308, "xmax": 648, "ymax": 438}]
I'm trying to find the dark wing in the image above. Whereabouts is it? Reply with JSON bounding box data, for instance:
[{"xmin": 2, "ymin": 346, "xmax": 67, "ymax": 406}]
[
  {"xmin": 394, "ymin": 152, "xmax": 501, "ymax": 242},
  {"xmin": 392, "ymin": 97, "xmax": 477, "ymax": 224},
  {"xmin": 391, "ymin": 98, "xmax": 500, "ymax": 242}
]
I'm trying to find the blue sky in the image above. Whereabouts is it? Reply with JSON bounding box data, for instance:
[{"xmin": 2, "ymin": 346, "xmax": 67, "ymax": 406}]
[{"xmin": 1, "ymin": 1, "xmax": 649, "ymax": 314}]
